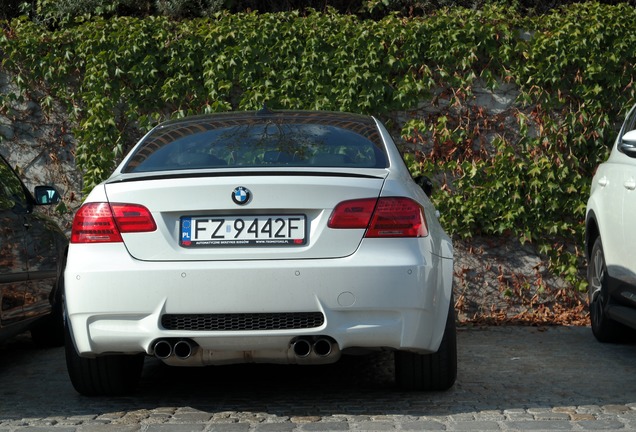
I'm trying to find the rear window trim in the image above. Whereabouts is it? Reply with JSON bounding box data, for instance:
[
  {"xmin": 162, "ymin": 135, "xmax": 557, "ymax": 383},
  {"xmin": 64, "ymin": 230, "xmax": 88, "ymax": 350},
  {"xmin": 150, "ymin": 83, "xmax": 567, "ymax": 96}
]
[{"xmin": 122, "ymin": 115, "xmax": 389, "ymax": 174}]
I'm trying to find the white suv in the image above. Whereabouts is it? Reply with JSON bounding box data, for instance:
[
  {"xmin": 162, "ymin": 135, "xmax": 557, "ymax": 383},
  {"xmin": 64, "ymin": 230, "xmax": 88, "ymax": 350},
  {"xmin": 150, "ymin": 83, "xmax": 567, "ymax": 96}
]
[{"xmin": 586, "ymin": 103, "xmax": 636, "ymax": 342}]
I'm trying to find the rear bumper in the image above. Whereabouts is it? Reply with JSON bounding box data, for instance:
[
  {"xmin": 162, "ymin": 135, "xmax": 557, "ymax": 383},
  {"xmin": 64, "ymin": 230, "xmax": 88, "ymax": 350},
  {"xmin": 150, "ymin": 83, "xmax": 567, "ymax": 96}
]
[{"xmin": 64, "ymin": 238, "xmax": 453, "ymax": 364}]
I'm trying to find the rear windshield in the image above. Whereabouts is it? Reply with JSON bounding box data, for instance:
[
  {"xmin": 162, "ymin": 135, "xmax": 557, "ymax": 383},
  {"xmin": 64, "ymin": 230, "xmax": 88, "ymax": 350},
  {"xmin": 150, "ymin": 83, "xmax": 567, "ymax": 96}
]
[{"xmin": 122, "ymin": 119, "xmax": 388, "ymax": 173}]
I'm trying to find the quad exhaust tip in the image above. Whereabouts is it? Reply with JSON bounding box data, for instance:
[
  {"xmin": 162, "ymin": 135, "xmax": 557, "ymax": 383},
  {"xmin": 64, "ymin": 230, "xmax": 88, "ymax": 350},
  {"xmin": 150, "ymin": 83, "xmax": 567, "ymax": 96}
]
[{"xmin": 154, "ymin": 337, "xmax": 336, "ymax": 361}]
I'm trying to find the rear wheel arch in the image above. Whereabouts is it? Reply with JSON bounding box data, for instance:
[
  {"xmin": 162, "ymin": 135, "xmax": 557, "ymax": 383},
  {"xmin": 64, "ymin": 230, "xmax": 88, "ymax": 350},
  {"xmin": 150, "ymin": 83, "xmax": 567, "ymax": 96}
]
[
  {"xmin": 585, "ymin": 211, "xmax": 600, "ymax": 260},
  {"xmin": 64, "ymin": 316, "xmax": 144, "ymax": 396},
  {"xmin": 394, "ymin": 294, "xmax": 457, "ymax": 391}
]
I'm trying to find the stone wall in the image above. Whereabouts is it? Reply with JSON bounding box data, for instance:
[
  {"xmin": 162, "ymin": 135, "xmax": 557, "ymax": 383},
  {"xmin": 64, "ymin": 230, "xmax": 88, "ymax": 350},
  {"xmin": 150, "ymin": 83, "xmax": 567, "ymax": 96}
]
[{"xmin": 0, "ymin": 70, "xmax": 82, "ymax": 232}]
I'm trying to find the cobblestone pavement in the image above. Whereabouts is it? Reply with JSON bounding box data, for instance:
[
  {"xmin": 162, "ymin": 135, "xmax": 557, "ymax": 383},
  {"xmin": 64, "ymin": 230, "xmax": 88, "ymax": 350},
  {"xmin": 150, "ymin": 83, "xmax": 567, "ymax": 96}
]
[{"xmin": 1, "ymin": 326, "xmax": 636, "ymax": 431}]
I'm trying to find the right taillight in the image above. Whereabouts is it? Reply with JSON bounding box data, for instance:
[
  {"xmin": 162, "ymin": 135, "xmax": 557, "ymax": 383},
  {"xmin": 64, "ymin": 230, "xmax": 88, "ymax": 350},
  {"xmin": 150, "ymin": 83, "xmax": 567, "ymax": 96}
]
[
  {"xmin": 71, "ymin": 202, "xmax": 156, "ymax": 243},
  {"xmin": 328, "ymin": 197, "xmax": 428, "ymax": 238},
  {"xmin": 367, "ymin": 197, "xmax": 428, "ymax": 237}
]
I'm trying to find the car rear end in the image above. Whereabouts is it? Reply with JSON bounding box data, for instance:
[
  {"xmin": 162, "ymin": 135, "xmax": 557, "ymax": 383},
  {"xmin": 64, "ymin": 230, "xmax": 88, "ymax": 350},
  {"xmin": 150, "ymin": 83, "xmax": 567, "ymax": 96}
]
[{"xmin": 64, "ymin": 110, "xmax": 454, "ymax": 393}]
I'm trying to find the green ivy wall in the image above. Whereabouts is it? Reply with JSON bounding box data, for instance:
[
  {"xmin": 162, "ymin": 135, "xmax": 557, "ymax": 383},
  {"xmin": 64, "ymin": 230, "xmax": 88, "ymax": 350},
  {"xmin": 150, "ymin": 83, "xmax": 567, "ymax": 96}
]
[{"xmin": 1, "ymin": 2, "xmax": 636, "ymax": 290}]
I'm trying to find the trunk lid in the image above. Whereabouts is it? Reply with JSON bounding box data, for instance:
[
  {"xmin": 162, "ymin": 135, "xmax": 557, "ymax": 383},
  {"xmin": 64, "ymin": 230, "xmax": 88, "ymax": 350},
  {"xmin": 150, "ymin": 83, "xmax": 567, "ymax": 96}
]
[{"xmin": 104, "ymin": 169, "xmax": 387, "ymax": 261}]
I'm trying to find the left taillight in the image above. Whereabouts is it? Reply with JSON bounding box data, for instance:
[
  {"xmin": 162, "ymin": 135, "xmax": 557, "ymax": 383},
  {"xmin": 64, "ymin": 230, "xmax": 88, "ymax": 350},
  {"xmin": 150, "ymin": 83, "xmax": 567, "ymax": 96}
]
[{"xmin": 71, "ymin": 202, "xmax": 156, "ymax": 244}]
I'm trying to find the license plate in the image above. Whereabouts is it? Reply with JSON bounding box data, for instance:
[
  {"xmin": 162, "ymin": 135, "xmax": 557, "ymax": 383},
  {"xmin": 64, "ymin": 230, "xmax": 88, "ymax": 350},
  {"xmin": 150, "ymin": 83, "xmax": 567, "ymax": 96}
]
[{"xmin": 180, "ymin": 215, "xmax": 307, "ymax": 247}]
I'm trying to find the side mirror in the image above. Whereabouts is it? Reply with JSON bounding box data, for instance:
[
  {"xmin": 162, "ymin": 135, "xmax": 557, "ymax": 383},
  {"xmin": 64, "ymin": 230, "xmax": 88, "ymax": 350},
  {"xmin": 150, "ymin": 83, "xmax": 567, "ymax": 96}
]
[
  {"xmin": 34, "ymin": 186, "xmax": 61, "ymax": 205},
  {"xmin": 414, "ymin": 175, "xmax": 433, "ymax": 197},
  {"xmin": 620, "ymin": 130, "xmax": 636, "ymax": 158}
]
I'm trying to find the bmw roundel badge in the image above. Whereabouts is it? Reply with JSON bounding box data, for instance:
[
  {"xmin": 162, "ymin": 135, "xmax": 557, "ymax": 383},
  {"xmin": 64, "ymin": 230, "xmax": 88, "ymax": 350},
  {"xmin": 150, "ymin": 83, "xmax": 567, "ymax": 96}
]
[{"xmin": 232, "ymin": 186, "xmax": 251, "ymax": 205}]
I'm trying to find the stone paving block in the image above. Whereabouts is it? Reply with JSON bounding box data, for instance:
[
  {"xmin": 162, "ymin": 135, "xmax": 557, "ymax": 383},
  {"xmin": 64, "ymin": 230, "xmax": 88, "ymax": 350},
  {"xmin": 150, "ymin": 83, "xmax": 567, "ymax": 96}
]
[
  {"xmin": 145, "ymin": 425, "xmax": 205, "ymax": 432},
  {"xmin": 302, "ymin": 422, "xmax": 349, "ymax": 431},
  {"xmin": 143, "ymin": 414, "xmax": 172, "ymax": 424},
  {"xmin": 505, "ymin": 414, "xmax": 534, "ymax": 421},
  {"xmin": 450, "ymin": 413, "xmax": 475, "ymax": 421},
  {"xmin": 506, "ymin": 420, "xmax": 574, "ymax": 430},
  {"xmin": 170, "ymin": 412, "xmax": 214, "ymax": 423},
  {"xmin": 602, "ymin": 405, "xmax": 632, "ymax": 414},
  {"xmin": 576, "ymin": 419, "xmax": 627, "ymax": 430},
  {"xmin": 95, "ymin": 412, "xmax": 127, "ymax": 421},
  {"xmin": 291, "ymin": 416, "xmax": 322, "ymax": 423},
  {"xmin": 578, "ymin": 406, "xmax": 605, "ymax": 414},
  {"xmin": 13, "ymin": 428, "xmax": 77, "ymax": 432},
  {"xmin": 475, "ymin": 413, "xmax": 506, "ymax": 421},
  {"xmin": 208, "ymin": 424, "xmax": 251, "ymax": 432},
  {"xmin": 254, "ymin": 422, "xmax": 297, "ymax": 432},
  {"xmin": 526, "ymin": 408, "xmax": 554, "ymax": 415},
  {"xmin": 570, "ymin": 414, "xmax": 596, "ymax": 421},
  {"xmin": 533, "ymin": 412, "xmax": 571, "ymax": 421},
  {"xmin": 77, "ymin": 426, "xmax": 140, "ymax": 432},
  {"xmin": 400, "ymin": 421, "xmax": 445, "ymax": 430},
  {"xmin": 350, "ymin": 421, "xmax": 395, "ymax": 430},
  {"xmin": 553, "ymin": 407, "xmax": 577, "ymax": 414},
  {"xmin": 449, "ymin": 420, "xmax": 501, "ymax": 430}
]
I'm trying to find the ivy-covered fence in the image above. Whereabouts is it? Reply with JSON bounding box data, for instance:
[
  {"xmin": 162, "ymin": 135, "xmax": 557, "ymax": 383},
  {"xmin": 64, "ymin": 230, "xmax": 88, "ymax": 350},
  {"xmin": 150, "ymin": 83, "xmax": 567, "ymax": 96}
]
[{"xmin": 1, "ymin": 2, "xmax": 636, "ymax": 290}]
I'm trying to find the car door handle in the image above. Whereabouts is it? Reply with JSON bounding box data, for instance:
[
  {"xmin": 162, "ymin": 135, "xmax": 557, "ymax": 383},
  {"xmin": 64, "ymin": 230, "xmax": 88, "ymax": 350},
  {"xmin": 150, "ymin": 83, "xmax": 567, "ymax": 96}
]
[
  {"xmin": 598, "ymin": 177, "xmax": 609, "ymax": 187},
  {"xmin": 625, "ymin": 179, "xmax": 636, "ymax": 190}
]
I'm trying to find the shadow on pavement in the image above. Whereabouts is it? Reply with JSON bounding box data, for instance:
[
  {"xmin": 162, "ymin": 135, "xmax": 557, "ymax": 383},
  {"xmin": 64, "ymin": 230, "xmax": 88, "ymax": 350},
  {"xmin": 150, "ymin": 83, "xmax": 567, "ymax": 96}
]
[{"xmin": 1, "ymin": 326, "xmax": 636, "ymax": 421}]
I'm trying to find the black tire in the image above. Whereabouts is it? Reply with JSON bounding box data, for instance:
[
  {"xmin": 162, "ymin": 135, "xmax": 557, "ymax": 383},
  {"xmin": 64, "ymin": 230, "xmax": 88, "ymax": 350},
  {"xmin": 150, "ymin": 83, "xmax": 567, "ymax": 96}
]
[
  {"xmin": 64, "ymin": 319, "xmax": 144, "ymax": 396},
  {"xmin": 30, "ymin": 307, "xmax": 64, "ymax": 348},
  {"xmin": 588, "ymin": 237, "xmax": 632, "ymax": 343},
  {"xmin": 31, "ymin": 262, "xmax": 65, "ymax": 348},
  {"xmin": 395, "ymin": 296, "xmax": 457, "ymax": 391}
]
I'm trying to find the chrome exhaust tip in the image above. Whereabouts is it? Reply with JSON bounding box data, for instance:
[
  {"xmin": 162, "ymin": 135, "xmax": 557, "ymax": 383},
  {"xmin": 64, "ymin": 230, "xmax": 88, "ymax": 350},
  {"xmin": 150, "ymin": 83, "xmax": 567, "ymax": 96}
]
[
  {"xmin": 291, "ymin": 338, "xmax": 312, "ymax": 358},
  {"xmin": 313, "ymin": 338, "xmax": 333, "ymax": 357},
  {"xmin": 153, "ymin": 340, "xmax": 173, "ymax": 359},
  {"xmin": 173, "ymin": 339, "xmax": 195, "ymax": 360}
]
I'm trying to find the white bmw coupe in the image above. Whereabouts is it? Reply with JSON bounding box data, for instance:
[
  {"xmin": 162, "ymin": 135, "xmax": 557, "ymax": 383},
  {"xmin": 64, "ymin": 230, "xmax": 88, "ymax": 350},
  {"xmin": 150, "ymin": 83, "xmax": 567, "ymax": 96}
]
[{"xmin": 64, "ymin": 109, "xmax": 456, "ymax": 395}]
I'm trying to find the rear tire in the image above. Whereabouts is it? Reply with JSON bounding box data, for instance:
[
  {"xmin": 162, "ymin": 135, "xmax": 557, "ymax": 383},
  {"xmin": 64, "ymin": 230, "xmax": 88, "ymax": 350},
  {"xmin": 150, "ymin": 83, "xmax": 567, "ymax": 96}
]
[
  {"xmin": 31, "ymin": 266, "xmax": 65, "ymax": 348},
  {"xmin": 588, "ymin": 237, "xmax": 632, "ymax": 343},
  {"xmin": 30, "ymin": 308, "xmax": 64, "ymax": 348},
  {"xmin": 395, "ymin": 296, "xmax": 457, "ymax": 391},
  {"xmin": 64, "ymin": 318, "xmax": 144, "ymax": 396}
]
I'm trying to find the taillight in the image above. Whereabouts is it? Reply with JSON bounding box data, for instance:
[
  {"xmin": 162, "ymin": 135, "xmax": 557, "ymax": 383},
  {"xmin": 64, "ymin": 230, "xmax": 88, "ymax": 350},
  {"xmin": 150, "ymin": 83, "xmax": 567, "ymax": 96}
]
[
  {"xmin": 328, "ymin": 197, "xmax": 428, "ymax": 238},
  {"xmin": 71, "ymin": 202, "xmax": 156, "ymax": 243},
  {"xmin": 328, "ymin": 198, "xmax": 377, "ymax": 229},
  {"xmin": 110, "ymin": 203, "xmax": 157, "ymax": 233},
  {"xmin": 367, "ymin": 197, "xmax": 428, "ymax": 237}
]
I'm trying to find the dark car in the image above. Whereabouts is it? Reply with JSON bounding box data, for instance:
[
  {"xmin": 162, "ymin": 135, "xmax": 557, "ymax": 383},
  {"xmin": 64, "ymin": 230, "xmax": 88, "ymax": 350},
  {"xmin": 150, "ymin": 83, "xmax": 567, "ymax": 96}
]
[{"xmin": 0, "ymin": 154, "xmax": 67, "ymax": 347}]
